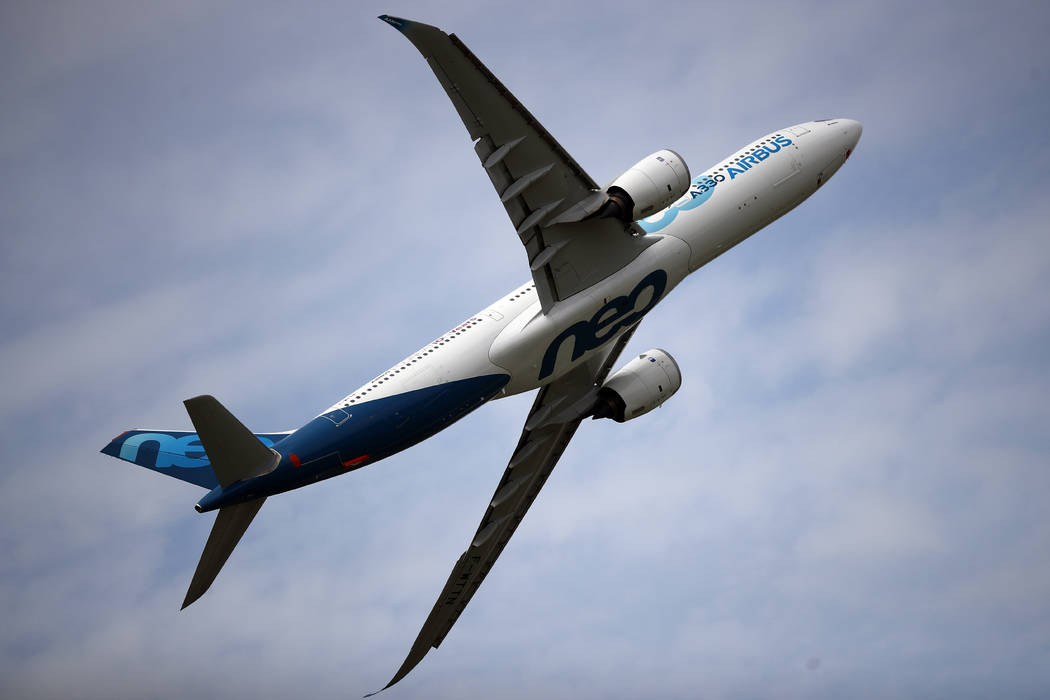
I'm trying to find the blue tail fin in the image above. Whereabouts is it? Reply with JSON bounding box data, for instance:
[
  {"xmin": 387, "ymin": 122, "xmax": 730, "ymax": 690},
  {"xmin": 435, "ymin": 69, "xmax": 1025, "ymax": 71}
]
[{"xmin": 101, "ymin": 429, "xmax": 292, "ymax": 490}]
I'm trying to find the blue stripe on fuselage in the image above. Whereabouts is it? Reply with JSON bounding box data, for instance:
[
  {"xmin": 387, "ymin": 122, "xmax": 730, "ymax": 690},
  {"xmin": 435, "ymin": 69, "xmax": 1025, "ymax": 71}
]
[{"xmin": 229, "ymin": 373, "xmax": 510, "ymax": 502}]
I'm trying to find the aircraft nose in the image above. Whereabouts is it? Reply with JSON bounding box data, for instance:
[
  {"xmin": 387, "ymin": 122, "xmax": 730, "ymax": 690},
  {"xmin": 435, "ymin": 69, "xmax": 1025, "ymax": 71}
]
[{"xmin": 841, "ymin": 119, "xmax": 863, "ymax": 150}]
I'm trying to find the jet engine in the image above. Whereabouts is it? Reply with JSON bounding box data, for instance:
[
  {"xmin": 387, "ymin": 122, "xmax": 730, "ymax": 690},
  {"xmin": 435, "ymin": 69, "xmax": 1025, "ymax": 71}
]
[
  {"xmin": 598, "ymin": 150, "xmax": 691, "ymax": 222},
  {"xmin": 590, "ymin": 348, "xmax": 682, "ymax": 423}
]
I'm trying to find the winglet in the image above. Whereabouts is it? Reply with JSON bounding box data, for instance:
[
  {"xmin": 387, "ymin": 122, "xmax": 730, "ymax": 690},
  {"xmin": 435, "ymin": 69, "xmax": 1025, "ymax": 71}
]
[
  {"xmin": 377, "ymin": 14, "xmax": 412, "ymax": 32},
  {"xmin": 376, "ymin": 15, "xmax": 448, "ymax": 58}
]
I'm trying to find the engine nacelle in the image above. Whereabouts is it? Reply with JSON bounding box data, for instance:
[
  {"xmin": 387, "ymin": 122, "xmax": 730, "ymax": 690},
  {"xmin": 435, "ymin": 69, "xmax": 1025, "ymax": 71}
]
[
  {"xmin": 591, "ymin": 348, "xmax": 682, "ymax": 423},
  {"xmin": 599, "ymin": 150, "xmax": 691, "ymax": 222}
]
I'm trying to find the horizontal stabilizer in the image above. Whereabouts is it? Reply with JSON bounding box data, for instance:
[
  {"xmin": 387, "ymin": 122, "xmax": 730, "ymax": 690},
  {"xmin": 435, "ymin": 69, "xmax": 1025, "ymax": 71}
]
[
  {"xmin": 183, "ymin": 395, "xmax": 280, "ymax": 487},
  {"xmin": 182, "ymin": 497, "xmax": 265, "ymax": 609}
]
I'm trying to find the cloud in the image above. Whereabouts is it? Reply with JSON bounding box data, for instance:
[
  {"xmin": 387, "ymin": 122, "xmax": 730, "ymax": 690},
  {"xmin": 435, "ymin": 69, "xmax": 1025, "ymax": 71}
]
[{"xmin": 3, "ymin": 2, "xmax": 1050, "ymax": 699}]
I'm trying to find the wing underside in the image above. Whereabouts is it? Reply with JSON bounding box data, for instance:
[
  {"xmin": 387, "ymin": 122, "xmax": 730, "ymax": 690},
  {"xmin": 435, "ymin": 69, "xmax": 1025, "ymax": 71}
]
[
  {"xmin": 381, "ymin": 14, "xmax": 654, "ymax": 311},
  {"xmin": 376, "ymin": 325, "xmax": 639, "ymax": 691}
]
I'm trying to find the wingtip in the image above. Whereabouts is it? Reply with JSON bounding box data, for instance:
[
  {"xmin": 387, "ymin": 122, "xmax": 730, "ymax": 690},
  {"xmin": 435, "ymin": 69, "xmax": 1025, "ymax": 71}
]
[
  {"xmin": 180, "ymin": 589, "xmax": 200, "ymax": 610},
  {"xmin": 377, "ymin": 14, "xmax": 411, "ymax": 32}
]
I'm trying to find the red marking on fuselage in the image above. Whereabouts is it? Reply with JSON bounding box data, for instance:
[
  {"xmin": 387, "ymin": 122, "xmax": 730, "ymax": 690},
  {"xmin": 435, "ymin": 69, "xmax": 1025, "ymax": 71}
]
[
  {"xmin": 342, "ymin": 455, "xmax": 369, "ymax": 469},
  {"xmin": 289, "ymin": 454, "xmax": 302, "ymax": 468}
]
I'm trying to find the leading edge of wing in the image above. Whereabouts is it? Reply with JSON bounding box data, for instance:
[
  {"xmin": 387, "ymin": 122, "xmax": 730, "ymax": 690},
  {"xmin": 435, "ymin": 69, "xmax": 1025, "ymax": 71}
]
[
  {"xmin": 378, "ymin": 14, "xmax": 653, "ymax": 312},
  {"xmin": 370, "ymin": 324, "xmax": 641, "ymax": 693},
  {"xmin": 377, "ymin": 14, "xmax": 596, "ymax": 187}
]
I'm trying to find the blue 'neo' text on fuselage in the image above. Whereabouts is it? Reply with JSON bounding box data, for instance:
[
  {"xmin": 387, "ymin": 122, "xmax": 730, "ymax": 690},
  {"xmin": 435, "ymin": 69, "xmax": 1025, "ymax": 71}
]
[{"xmin": 538, "ymin": 269, "xmax": 668, "ymax": 380}]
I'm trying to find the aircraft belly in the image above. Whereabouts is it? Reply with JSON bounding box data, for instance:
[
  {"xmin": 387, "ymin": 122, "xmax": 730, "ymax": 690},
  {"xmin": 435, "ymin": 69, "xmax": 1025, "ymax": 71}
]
[
  {"xmin": 490, "ymin": 235, "xmax": 691, "ymax": 395},
  {"xmin": 267, "ymin": 373, "xmax": 510, "ymax": 492}
]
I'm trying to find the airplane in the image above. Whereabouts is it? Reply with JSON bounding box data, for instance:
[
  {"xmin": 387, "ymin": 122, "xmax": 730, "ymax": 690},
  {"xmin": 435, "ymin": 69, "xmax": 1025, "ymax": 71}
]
[{"xmin": 101, "ymin": 14, "xmax": 861, "ymax": 692}]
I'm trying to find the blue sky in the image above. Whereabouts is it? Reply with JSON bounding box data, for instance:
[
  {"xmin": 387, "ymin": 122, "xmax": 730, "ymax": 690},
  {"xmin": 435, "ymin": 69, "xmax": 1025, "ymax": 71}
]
[{"xmin": 2, "ymin": 1, "xmax": 1049, "ymax": 698}]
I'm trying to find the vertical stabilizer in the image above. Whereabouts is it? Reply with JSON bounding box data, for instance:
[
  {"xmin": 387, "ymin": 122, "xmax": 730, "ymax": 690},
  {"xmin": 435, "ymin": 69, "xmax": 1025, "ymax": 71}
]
[{"xmin": 182, "ymin": 497, "xmax": 266, "ymax": 609}]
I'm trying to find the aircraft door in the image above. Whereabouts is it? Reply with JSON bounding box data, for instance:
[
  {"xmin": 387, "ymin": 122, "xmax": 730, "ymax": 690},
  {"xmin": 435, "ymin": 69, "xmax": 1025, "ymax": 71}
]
[{"xmin": 774, "ymin": 142, "xmax": 804, "ymax": 188}]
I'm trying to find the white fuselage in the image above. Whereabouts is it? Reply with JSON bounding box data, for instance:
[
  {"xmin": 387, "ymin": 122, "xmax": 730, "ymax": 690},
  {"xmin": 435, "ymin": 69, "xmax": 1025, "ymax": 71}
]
[{"xmin": 323, "ymin": 120, "xmax": 861, "ymax": 418}]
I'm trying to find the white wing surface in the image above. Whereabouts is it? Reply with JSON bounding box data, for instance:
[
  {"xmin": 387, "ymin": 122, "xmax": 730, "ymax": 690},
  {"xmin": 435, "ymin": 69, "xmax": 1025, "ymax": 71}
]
[{"xmin": 380, "ymin": 15, "xmax": 654, "ymax": 311}]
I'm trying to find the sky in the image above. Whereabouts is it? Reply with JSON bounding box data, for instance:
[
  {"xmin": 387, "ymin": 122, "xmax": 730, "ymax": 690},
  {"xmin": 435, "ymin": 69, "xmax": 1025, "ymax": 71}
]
[{"xmin": 2, "ymin": 1, "xmax": 1050, "ymax": 698}]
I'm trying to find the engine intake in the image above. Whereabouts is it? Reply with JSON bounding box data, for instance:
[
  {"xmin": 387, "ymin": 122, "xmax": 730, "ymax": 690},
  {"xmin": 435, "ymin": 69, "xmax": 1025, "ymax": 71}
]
[
  {"xmin": 591, "ymin": 348, "xmax": 682, "ymax": 422},
  {"xmin": 599, "ymin": 150, "xmax": 690, "ymax": 222}
]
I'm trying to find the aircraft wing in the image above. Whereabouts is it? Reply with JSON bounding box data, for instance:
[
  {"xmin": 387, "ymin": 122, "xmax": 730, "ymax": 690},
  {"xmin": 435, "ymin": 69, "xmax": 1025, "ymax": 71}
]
[
  {"xmin": 375, "ymin": 325, "xmax": 639, "ymax": 692},
  {"xmin": 381, "ymin": 15, "xmax": 654, "ymax": 312}
]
